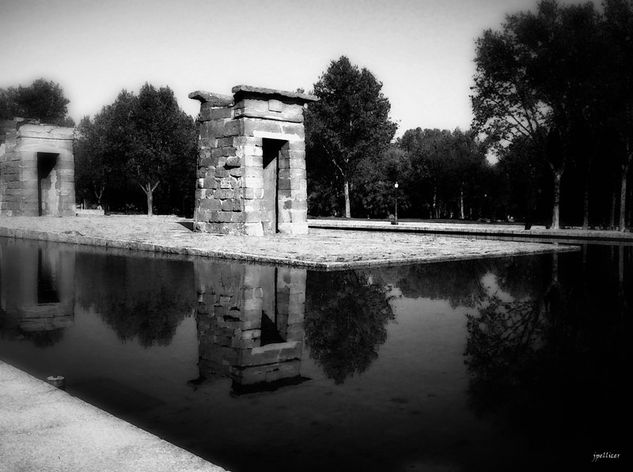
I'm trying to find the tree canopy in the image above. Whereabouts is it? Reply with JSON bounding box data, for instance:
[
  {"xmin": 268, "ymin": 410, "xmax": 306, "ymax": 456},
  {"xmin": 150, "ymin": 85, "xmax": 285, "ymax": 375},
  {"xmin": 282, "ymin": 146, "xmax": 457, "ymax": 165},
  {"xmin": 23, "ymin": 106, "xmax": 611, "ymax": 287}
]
[
  {"xmin": 0, "ymin": 78, "xmax": 74, "ymax": 126},
  {"xmin": 306, "ymin": 56, "xmax": 397, "ymax": 218},
  {"xmin": 472, "ymin": 0, "xmax": 633, "ymax": 230},
  {"xmin": 74, "ymin": 83, "xmax": 197, "ymax": 216}
]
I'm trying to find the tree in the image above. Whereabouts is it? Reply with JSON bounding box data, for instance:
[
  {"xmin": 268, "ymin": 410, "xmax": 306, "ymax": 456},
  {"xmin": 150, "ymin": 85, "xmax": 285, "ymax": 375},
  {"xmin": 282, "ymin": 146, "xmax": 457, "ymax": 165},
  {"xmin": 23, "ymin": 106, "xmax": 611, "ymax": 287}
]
[
  {"xmin": 353, "ymin": 144, "xmax": 411, "ymax": 218},
  {"xmin": 398, "ymin": 128, "xmax": 489, "ymax": 219},
  {"xmin": 306, "ymin": 56, "xmax": 397, "ymax": 218},
  {"xmin": 472, "ymin": 1, "xmax": 602, "ymax": 230},
  {"xmin": 0, "ymin": 78, "xmax": 74, "ymax": 126},
  {"xmin": 74, "ymin": 84, "xmax": 197, "ymax": 215},
  {"xmin": 74, "ymin": 90, "xmax": 136, "ymax": 211},
  {"xmin": 305, "ymin": 270, "xmax": 395, "ymax": 384},
  {"xmin": 603, "ymin": 0, "xmax": 633, "ymax": 231}
]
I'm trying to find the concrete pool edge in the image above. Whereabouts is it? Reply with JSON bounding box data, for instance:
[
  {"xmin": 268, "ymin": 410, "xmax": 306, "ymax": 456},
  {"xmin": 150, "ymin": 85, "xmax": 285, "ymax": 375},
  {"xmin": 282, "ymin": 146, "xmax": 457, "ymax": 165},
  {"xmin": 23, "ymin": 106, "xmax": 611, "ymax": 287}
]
[
  {"xmin": 0, "ymin": 223, "xmax": 579, "ymax": 270},
  {"xmin": 308, "ymin": 218, "xmax": 633, "ymax": 241},
  {"xmin": 0, "ymin": 360, "xmax": 227, "ymax": 472}
]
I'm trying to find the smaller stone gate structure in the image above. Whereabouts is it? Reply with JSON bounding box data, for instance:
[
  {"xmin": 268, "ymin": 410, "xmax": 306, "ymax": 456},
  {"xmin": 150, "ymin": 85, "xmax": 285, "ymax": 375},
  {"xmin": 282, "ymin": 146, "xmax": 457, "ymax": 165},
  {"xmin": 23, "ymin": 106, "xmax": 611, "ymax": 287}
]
[
  {"xmin": 0, "ymin": 119, "xmax": 75, "ymax": 216},
  {"xmin": 189, "ymin": 85, "xmax": 317, "ymax": 236}
]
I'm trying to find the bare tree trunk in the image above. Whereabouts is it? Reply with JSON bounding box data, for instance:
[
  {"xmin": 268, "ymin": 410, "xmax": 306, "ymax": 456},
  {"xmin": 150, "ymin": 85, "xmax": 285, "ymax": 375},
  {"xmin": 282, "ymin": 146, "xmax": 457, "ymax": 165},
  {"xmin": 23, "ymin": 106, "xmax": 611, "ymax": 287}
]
[
  {"xmin": 140, "ymin": 182, "xmax": 159, "ymax": 217},
  {"xmin": 94, "ymin": 184, "xmax": 104, "ymax": 207},
  {"xmin": 344, "ymin": 179, "xmax": 351, "ymax": 218},
  {"xmin": 146, "ymin": 190, "xmax": 153, "ymax": 217},
  {"xmin": 610, "ymin": 191, "xmax": 616, "ymax": 229},
  {"xmin": 432, "ymin": 187, "xmax": 437, "ymax": 219},
  {"xmin": 619, "ymin": 163, "xmax": 629, "ymax": 232},
  {"xmin": 582, "ymin": 179, "xmax": 590, "ymax": 230},
  {"xmin": 459, "ymin": 184, "xmax": 465, "ymax": 220},
  {"xmin": 551, "ymin": 170, "xmax": 562, "ymax": 230}
]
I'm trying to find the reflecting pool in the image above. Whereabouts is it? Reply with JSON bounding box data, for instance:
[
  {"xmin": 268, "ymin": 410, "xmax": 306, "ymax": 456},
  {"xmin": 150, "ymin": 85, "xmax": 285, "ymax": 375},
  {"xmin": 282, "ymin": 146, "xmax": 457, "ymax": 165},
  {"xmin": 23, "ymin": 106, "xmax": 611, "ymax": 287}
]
[{"xmin": 0, "ymin": 237, "xmax": 630, "ymax": 471}]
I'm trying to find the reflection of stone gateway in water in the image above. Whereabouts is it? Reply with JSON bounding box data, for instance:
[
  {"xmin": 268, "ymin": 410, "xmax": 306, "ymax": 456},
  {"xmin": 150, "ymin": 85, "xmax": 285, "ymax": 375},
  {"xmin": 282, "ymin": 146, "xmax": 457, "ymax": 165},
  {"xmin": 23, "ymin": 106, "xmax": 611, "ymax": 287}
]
[
  {"xmin": 0, "ymin": 240, "xmax": 75, "ymax": 342},
  {"xmin": 195, "ymin": 261, "xmax": 307, "ymax": 394}
]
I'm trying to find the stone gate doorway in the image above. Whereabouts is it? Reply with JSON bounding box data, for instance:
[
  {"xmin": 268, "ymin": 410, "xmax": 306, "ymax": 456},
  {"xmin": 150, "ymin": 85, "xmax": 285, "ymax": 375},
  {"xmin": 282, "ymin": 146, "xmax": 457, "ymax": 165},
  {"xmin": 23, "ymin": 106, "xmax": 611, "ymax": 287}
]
[
  {"xmin": 37, "ymin": 152, "xmax": 59, "ymax": 216},
  {"xmin": 262, "ymin": 139, "xmax": 289, "ymax": 235}
]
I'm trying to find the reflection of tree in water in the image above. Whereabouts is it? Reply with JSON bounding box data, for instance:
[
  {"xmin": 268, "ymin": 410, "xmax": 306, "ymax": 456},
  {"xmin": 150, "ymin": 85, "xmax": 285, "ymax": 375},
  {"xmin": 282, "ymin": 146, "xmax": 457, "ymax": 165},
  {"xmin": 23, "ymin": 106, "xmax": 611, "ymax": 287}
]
[
  {"xmin": 305, "ymin": 270, "xmax": 394, "ymax": 384},
  {"xmin": 391, "ymin": 259, "xmax": 489, "ymax": 308},
  {"xmin": 379, "ymin": 256, "xmax": 548, "ymax": 308},
  {"xmin": 99, "ymin": 289, "xmax": 192, "ymax": 347},
  {"xmin": 464, "ymin": 297, "xmax": 547, "ymax": 420},
  {"xmin": 464, "ymin": 251, "xmax": 631, "ymax": 466},
  {"xmin": 75, "ymin": 252, "xmax": 194, "ymax": 347}
]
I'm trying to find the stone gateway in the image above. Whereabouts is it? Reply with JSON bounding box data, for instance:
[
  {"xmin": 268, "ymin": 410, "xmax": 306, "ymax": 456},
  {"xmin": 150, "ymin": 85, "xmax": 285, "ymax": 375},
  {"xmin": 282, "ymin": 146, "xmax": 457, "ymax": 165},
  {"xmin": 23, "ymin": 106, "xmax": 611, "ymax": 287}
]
[
  {"xmin": 0, "ymin": 120, "xmax": 75, "ymax": 217},
  {"xmin": 190, "ymin": 85, "xmax": 317, "ymax": 236}
]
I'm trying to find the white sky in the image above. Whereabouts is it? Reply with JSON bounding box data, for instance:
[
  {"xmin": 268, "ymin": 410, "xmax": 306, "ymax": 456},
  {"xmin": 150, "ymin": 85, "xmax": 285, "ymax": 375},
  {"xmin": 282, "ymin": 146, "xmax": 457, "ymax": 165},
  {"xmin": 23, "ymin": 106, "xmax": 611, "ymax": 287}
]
[{"xmin": 0, "ymin": 0, "xmax": 594, "ymax": 136}]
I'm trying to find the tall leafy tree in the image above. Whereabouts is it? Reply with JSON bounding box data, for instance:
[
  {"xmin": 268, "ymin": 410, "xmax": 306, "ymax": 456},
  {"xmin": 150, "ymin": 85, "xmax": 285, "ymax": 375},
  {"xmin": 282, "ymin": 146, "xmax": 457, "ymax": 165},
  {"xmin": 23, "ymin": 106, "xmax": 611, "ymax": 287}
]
[
  {"xmin": 0, "ymin": 78, "xmax": 74, "ymax": 126},
  {"xmin": 398, "ymin": 128, "xmax": 488, "ymax": 219},
  {"xmin": 603, "ymin": 0, "xmax": 633, "ymax": 231},
  {"xmin": 128, "ymin": 84, "xmax": 196, "ymax": 216},
  {"xmin": 353, "ymin": 144, "xmax": 411, "ymax": 218},
  {"xmin": 472, "ymin": 1, "xmax": 602, "ymax": 229},
  {"xmin": 74, "ymin": 84, "xmax": 197, "ymax": 215},
  {"xmin": 306, "ymin": 56, "xmax": 397, "ymax": 218}
]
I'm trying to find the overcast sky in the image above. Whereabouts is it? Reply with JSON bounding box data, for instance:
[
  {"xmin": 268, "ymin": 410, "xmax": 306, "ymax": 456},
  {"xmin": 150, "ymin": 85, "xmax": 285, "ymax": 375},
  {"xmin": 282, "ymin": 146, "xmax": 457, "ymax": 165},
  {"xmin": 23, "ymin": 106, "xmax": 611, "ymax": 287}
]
[{"xmin": 0, "ymin": 0, "xmax": 594, "ymax": 135}]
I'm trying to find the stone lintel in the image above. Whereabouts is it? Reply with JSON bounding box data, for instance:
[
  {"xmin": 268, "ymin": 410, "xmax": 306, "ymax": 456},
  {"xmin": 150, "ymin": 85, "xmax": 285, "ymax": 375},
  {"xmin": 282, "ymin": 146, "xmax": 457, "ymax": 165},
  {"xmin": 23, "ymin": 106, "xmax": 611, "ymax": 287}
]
[
  {"xmin": 17, "ymin": 125, "xmax": 74, "ymax": 141},
  {"xmin": 188, "ymin": 90, "xmax": 234, "ymax": 107},
  {"xmin": 231, "ymin": 85, "xmax": 317, "ymax": 105},
  {"xmin": 233, "ymin": 110, "xmax": 303, "ymax": 123}
]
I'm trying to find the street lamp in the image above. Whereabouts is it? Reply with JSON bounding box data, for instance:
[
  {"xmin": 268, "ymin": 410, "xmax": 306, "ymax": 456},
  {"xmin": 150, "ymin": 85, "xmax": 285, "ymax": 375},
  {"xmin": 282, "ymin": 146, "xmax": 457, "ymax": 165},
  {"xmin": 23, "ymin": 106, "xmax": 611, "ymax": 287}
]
[{"xmin": 394, "ymin": 182, "xmax": 399, "ymax": 225}]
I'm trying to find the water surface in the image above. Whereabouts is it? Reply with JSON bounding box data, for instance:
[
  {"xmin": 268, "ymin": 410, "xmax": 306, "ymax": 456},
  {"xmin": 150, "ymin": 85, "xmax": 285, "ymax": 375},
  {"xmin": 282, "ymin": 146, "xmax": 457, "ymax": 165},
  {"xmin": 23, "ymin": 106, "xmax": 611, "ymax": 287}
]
[{"xmin": 0, "ymin": 238, "xmax": 630, "ymax": 471}]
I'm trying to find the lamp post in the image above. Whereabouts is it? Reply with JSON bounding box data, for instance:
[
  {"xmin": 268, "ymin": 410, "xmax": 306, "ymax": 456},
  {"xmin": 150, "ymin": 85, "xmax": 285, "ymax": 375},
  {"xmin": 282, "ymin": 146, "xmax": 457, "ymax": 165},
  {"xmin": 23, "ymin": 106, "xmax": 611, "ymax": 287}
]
[{"xmin": 394, "ymin": 182, "xmax": 399, "ymax": 225}]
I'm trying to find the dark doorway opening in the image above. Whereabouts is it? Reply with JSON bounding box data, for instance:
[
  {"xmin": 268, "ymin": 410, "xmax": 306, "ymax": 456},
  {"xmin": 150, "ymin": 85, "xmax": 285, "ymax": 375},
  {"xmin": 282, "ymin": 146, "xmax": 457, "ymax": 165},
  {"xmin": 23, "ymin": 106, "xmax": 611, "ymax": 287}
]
[
  {"xmin": 37, "ymin": 152, "xmax": 58, "ymax": 216},
  {"xmin": 261, "ymin": 139, "xmax": 287, "ymax": 234},
  {"xmin": 260, "ymin": 267, "xmax": 285, "ymax": 346}
]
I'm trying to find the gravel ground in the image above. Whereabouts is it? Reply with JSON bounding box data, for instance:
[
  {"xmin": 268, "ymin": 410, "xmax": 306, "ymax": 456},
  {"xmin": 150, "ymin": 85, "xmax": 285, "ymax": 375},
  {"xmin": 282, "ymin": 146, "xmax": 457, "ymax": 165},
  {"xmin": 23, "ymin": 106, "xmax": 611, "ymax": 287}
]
[{"xmin": 0, "ymin": 215, "xmax": 578, "ymax": 269}]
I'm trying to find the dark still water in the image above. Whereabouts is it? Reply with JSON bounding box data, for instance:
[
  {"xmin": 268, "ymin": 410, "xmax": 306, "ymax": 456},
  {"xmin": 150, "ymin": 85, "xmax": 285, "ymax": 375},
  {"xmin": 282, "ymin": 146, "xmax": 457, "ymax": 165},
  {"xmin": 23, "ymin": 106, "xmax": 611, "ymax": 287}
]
[{"xmin": 0, "ymin": 237, "xmax": 631, "ymax": 471}]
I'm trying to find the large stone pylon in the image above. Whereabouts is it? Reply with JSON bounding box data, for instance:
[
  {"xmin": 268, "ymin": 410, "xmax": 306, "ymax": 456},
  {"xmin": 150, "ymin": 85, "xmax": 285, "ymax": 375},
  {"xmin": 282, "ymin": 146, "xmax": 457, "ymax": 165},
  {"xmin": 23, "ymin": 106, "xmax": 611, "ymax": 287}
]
[{"xmin": 189, "ymin": 85, "xmax": 317, "ymax": 236}]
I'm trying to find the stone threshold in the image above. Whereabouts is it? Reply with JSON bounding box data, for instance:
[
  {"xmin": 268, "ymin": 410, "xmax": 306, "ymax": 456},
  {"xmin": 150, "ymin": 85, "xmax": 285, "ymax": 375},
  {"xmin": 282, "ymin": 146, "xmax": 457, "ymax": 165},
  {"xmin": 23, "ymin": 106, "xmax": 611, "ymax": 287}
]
[{"xmin": 0, "ymin": 361, "xmax": 226, "ymax": 472}]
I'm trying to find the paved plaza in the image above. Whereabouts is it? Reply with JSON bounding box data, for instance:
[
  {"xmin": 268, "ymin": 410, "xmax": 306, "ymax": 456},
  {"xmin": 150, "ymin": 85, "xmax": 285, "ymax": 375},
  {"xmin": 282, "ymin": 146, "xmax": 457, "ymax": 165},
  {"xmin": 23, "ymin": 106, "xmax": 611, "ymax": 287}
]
[{"xmin": 0, "ymin": 215, "xmax": 577, "ymax": 269}]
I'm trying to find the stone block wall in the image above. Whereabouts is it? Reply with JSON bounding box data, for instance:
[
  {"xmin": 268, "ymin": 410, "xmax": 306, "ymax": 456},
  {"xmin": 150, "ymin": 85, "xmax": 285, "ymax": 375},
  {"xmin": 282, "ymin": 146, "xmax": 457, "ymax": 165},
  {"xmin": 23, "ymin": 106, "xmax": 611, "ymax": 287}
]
[
  {"xmin": 194, "ymin": 259, "xmax": 306, "ymax": 392},
  {"xmin": 190, "ymin": 85, "xmax": 317, "ymax": 236},
  {"xmin": 0, "ymin": 120, "xmax": 75, "ymax": 216}
]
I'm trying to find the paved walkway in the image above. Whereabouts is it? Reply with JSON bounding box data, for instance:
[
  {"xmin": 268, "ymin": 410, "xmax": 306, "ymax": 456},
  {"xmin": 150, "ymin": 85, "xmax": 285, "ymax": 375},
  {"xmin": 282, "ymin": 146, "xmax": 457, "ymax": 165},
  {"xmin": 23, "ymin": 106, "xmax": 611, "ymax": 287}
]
[
  {"xmin": 0, "ymin": 215, "xmax": 576, "ymax": 270},
  {"xmin": 308, "ymin": 218, "xmax": 633, "ymax": 241},
  {"xmin": 0, "ymin": 361, "xmax": 225, "ymax": 472}
]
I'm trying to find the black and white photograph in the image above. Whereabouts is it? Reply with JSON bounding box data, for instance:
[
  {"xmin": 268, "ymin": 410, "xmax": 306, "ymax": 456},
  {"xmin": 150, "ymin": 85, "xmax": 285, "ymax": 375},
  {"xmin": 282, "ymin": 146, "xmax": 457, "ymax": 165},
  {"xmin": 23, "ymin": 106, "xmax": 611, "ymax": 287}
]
[{"xmin": 0, "ymin": 0, "xmax": 630, "ymax": 470}]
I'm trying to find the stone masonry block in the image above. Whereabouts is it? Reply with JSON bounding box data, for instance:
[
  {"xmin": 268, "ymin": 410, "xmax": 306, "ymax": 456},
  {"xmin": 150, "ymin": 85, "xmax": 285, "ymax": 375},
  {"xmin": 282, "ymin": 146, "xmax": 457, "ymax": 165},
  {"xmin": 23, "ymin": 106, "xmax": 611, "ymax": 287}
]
[
  {"xmin": 288, "ymin": 141, "xmax": 306, "ymax": 151},
  {"xmin": 217, "ymin": 137, "xmax": 235, "ymax": 147},
  {"xmin": 215, "ymin": 167, "xmax": 229, "ymax": 178},
  {"xmin": 214, "ymin": 188, "xmax": 238, "ymax": 199},
  {"xmin": 224, "ymin": 120, "xmax": 240, "ymax": 136},
  {"xmin": 203, "ymin": 176, "xmax": 218, "ymax": 189},
  {"xmin": 200, "ymin": 198, "xmax": 221, "ymax": 211},
  {"xmin": 244, "ymin": 211, "xmax": 262, "ymax": 222},
  {"xmin": 243, "ymin": 154, "xmax": 263, "ymax": 167},
  {"xmin": 242, "ymin": 188, "xmax": 264, "ymax": 199},
  {"xmin": 221, "ymin": 199, "xmax": 242, "ymax": 211},
  {"xmin": 225, "ymin": 156, "xmax": 241, "ymax": 167}
]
